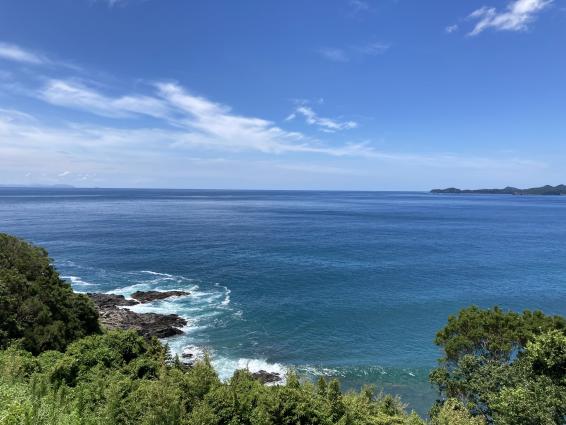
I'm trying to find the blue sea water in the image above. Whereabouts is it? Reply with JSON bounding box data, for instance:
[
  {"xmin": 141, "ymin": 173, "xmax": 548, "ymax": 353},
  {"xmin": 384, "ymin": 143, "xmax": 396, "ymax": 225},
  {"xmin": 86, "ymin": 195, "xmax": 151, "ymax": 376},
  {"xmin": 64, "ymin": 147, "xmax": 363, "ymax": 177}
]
[{"xmin": 2, "ymin": 187, "xmax": 566, "ymax": 413}]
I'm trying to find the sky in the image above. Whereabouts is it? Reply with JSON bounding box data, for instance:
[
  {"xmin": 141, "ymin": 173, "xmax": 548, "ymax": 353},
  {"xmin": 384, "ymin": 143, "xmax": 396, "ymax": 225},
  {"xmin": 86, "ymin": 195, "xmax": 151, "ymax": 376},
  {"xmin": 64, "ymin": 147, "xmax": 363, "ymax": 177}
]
[{"xmin": 0, "ymin": 0, "xmax": 564, "ymax": 190}]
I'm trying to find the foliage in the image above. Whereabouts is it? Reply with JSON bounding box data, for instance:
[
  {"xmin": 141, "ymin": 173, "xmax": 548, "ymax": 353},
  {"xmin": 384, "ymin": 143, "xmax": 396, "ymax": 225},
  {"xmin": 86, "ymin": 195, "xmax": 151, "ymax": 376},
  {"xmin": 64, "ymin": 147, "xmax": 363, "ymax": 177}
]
[
  {"xmin": 434, "ymin": 306, "xmax": 565, "ymax": 363},
  {"xmin": 429, "ymin": 399, "xmax": 485, "ymax": 425},
  {"xmin": 0, "ymin": 330, "xmax": 424, "ymax": 425},
  {"xmin": 431, "ymin": 307, "xmax": 566, "ymax": 424},
  {"xmin": 0, "ymin": 233, "xmax": 100, "ymax": 354}
]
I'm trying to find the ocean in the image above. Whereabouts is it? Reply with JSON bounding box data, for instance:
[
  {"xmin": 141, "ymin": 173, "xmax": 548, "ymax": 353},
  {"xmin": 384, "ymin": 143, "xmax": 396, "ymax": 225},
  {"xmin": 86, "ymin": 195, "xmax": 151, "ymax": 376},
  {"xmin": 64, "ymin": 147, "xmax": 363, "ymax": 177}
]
[{"xmin": 2, "ymin": 187, "xmax": 566, "ymax": 414}]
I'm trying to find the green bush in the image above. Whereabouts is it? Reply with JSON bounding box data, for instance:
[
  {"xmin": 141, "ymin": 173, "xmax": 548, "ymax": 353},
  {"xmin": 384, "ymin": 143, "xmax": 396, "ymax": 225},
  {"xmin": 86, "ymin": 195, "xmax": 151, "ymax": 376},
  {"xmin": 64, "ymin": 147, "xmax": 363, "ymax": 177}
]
[{"xmin": 0, "ymin": 333, "xmax": 424, "ymax": 425}]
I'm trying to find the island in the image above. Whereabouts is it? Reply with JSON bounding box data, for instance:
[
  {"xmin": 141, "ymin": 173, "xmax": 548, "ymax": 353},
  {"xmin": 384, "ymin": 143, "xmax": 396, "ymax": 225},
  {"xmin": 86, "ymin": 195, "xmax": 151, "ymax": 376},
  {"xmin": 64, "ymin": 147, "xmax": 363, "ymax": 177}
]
[{"xmin": 431, "ymin": 184, "xmax": 566, "ymax": 195}]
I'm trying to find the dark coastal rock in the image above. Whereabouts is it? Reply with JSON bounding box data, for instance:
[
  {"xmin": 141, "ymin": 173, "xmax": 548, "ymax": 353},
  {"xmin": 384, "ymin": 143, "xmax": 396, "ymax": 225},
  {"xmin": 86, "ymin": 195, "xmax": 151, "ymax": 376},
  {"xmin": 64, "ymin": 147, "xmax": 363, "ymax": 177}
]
[
  {"xmin": 251, "ymin": 370, "xmax": 282, "ymax": 384},
  {"xmin": 87, "ymin": 292, "xmax": 139, "ymax": 308},
  {"xmin": 87, "ymin": 293, "xmax": 187, "ymax": 339},
  {"xmin": 131, "ymin": 290, "xmax": 190, "ymax": 303}
]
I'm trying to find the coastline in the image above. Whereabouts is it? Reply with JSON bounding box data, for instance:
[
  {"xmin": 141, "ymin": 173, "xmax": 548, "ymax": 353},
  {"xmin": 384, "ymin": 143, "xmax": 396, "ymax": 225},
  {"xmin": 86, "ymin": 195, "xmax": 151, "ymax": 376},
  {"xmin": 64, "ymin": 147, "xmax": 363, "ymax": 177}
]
[
  {"xmin": 85, "ymin": 290, "xmax": 285, "ymax": 384},
  {"xmin": 82, "ymin": 288, "xmax": 436, "ymax": 413}
]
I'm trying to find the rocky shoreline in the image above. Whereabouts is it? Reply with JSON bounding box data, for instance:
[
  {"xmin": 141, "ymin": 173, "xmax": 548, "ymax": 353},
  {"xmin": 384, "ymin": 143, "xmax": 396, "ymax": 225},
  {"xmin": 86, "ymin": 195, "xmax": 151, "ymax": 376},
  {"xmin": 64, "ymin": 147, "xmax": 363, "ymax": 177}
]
[
  {"xmin": 86, "ymin": 290, "xmax": 284, "ymax": 384},
  {"xmin": 87, "ymin": 292, "xmax": 189, "ymax": 339}
]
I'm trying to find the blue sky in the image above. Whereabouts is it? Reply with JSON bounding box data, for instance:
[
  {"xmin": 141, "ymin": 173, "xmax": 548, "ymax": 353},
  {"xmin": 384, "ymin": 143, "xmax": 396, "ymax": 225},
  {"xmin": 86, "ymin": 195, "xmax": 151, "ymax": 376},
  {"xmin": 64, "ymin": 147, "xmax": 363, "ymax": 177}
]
[{"xmin": 0, "ymin": 0, "xmax": 564, "ymax": 190}]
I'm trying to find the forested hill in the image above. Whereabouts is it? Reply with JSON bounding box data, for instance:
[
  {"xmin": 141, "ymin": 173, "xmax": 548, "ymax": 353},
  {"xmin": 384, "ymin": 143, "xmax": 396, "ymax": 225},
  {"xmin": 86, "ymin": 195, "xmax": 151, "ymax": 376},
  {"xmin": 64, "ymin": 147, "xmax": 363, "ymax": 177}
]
[{"xmin": 431, "ymin": 184, "xmax": 566, "ymax": 195}]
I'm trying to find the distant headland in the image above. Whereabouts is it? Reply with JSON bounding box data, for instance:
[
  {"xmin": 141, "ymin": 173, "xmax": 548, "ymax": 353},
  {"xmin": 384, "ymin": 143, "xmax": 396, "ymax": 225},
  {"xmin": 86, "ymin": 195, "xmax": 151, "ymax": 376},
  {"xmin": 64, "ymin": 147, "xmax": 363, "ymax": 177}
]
[{"xmin": 431, "ymin": 184, "xmax": 566, "ymax": 195}]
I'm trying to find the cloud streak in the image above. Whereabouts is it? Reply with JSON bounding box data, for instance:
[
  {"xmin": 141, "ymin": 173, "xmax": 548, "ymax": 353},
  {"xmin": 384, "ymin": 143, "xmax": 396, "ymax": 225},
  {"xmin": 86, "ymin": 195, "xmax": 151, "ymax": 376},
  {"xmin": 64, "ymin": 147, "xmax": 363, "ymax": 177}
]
[
  {"xmin": 319, "ymin": 42, "xmax": 390, "ymax": 62},
  {"xmin": 40, "ymin": 79, "xmax": 171, "ymax": 119},
  {"xmin": 287, "ymin": 105, "xmax": 358, "ymax": 133},
  {"xmin": 31, "ymin": 75, "xmax": 374, "ymax": 157},
  {"xmin": 468, "ymin": 0, "xmax": 553, "ymax": 36},
  {"xmin": 319, "ymin": 47, "xmax": 349, "ymax": 63},
  {"xmin": 0, "ymin": 42, "xmax": 47, "ymax": 65}
]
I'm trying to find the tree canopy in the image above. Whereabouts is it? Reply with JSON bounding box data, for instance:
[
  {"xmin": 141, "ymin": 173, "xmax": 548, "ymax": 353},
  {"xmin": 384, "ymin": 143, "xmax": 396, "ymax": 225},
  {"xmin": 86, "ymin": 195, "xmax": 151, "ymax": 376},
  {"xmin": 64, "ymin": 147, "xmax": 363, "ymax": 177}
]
[
  {"xmin": 0, "ymin": 233, "xmax": 100, "ymax": 354},
  {"xmin": 431, "ymin": 306, "xmax": 566, "ymax": 424}
]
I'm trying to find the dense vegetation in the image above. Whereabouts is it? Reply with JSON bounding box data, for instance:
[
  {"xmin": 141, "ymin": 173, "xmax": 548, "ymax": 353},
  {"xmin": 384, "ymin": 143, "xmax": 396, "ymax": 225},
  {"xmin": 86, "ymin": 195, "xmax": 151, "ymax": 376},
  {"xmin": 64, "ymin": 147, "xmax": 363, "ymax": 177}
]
[
  {"xmin": 1, "ymin": 234, "xmax": 565, "ymax": 424},
  {"xmin": 0, "ymin": 234, "xmax": 99, "ymax": 354},
  {"xmin": 431, "ymin": 306, "xmax": 566, "ymax": 424}
]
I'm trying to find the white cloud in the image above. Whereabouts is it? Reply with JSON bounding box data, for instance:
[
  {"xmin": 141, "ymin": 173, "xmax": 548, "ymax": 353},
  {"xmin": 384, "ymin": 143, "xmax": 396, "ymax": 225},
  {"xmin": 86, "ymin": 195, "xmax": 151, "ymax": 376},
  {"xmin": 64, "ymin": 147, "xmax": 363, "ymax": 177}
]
[
  {"xmin": 0, "ymin": 109, "xmax": 549, "ymax": 189},
  {"xmin": 319, "ymin": 47, "xmax": 349, "ymax": 62},
  {"xmin": 0, "ymin": 42, "xmax": 47, "ymax": 65},
  {"xmin": 353, "ymin": 42, "xmax": 391, "ymax": 56},
  {"xmin": 16, "ymin": 79, "xmax": 374, "ymax": 157},
  {"xmin": 320, "ymin": 42, "xmax": 390, "ymax": 62},
  {"xmin": 446, "ymin": 24, "xmax": 459, "ymax": 34},
  {"xmin": 0, "ymin": 42, "xmax": 552, "ymax": 188},
  {"xmin": 469, "ymin": 0, "xmax": 553, "ymax": 36},
  {"xmin": 288, "ymin": 105, "xmax": 358, "ymax": 133},
  {"xmin": 349, "ymin": 0, "xmax": 370, "ymax": 14},
  {"xmin": 40, "ymin": 79, "xmax": 170, "ymax": 119},
  {"xmin": 93, "ymin": 0, "xmax": 127, "ymax": 7}
]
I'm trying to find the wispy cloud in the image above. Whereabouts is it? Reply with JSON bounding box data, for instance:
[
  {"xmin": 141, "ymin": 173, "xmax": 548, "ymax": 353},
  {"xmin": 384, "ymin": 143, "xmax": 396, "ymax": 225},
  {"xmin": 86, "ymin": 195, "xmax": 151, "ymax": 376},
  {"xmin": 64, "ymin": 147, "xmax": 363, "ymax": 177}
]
[
  {"xmin": 0, "ymin": 107, "xmax": 375, "ymax": 164},
  {"xmin": 287, "ymin": 105, "xmax": 358, "ymax": 133},
  {"xmin": 0, "ymin": 42, "xmax": 47, "ymax": 65},
  {"xmin": 0, "ymin": 41, "xmax": 551, "ymax": 188},
  {"xmin": 92, "ymin": 0, "xmax": 127, "ymax": 7},
  {"xmin": 445, "ymin": 24, "xmax": 459, "ymax": 34},
  {"xmin": 0, "ymin": 39, "xmax": 376, "ymax": 160},
  {"xmin": 349, "ymin": 0, "xmax": 370, "ymax": 14},
  {"xmin": 319, "ymin": 41, "xmax": 390, "ymax": 62},
  {"xmin": 23, "ymin": 73, "xmax": 374, "ymax": 157},
  {"xmin": 319, "ymin": 47, "xmax": 349, "ymax": 63},
  {"xmin": 468, "ymin": 0, "xmax": 553, "ymax": 36},
  {"xmin": 40, "ymin": 79, "xmax": 171, "ymax": 119},
  {"xmin": 352, "ymin": 42, "xmax": 391, "ymax": 56},
  {"xmin": 0, "ymin": 108, "xmax": 548, "ymax": 189}
]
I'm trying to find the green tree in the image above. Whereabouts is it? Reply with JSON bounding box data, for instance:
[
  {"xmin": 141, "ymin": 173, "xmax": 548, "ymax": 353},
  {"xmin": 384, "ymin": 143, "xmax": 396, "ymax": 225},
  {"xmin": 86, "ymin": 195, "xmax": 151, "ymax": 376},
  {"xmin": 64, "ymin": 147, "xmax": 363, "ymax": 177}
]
[
  {"xmin": 430, "ymin": 399, "xmax": 485, "ymax": 425},
  {"xmin": 434, "ymin": 306, "xmax": 565, "ymax": 364},
  {"xmin": 0, "ymin": 233, "xmax": 100, "ymax": 354},
  {"xmin": 431, "ymin": 307, "xmax": 566, "ymax": 424}
]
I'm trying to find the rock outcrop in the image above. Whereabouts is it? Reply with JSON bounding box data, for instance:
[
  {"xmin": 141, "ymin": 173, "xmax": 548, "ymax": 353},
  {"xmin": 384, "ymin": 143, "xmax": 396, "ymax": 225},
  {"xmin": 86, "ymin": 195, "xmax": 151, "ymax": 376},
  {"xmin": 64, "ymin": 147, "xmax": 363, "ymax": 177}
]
[
  {"xmin": 87, "ymin": 292, "xmax": 186, "ymax": 339},
  {"xmin": 251, "ymin": 370, "xmax": 282, "ymax": 384},
  {"xmin": 131, "ymin": 290, "xmax": 190, "ymax": 303},
  {"xmin": 88, "ymin": 293, "xmax": 139, "ymax": 308}
]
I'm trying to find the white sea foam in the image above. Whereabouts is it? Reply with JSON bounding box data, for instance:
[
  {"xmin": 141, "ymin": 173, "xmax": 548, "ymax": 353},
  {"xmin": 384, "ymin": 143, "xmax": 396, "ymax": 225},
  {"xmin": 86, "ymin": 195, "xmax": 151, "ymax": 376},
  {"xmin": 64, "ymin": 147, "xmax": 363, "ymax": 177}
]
[
  {"xmin": 215, "ymin": 283, "xmax": 232, "ymax": 306},
  {"xmin": 296, "ymin": 364, "xmax": 389, "ymax": 378},
  {"xmin": 297, "ymin": 365, "xmax": 342, "ymax": 377},
  {"xmin": 140, "ymin": 270, "xmax": 175, "ymax": 278},
  {"xmin": 80, "ymin": 268, "xmax": 259, "ymax": 383},
  {"xmin": 212, "ymin": 356, "xmax": 288, "ymax": 384},
  {"xmin": 107, "ymin": 282, "xmax": 153, "ymax": 298},
  {"xmin": 178, "ymin": 345, "xmax": 208, "ymax": 364},
  {"xmin": 63, "ymin": 275, "xmax": 98, "ymax": 286},
  {"xmin": 108, "ymin": 271, "xmax": 235, "ymax": 344}
]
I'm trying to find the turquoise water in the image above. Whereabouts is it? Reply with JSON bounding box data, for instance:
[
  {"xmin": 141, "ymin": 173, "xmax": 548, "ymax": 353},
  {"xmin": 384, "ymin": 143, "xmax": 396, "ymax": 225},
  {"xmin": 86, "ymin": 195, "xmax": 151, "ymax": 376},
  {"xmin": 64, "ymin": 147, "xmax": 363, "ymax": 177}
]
[{"xmin": 2, "ymin": 188, "xmax": 566, "ymax": 413}]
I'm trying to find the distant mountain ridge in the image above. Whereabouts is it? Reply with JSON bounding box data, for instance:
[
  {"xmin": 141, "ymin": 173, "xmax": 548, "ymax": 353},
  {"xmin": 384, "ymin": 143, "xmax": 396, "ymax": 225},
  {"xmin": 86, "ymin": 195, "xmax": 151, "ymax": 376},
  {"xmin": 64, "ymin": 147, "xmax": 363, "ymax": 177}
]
[
  {"xmin": 0, "ymin": 184, "xmax": 75, "ymax": 188},
  {"xmin": 431, "ymin": 185, "xmax": 566, "ymax": 195}
]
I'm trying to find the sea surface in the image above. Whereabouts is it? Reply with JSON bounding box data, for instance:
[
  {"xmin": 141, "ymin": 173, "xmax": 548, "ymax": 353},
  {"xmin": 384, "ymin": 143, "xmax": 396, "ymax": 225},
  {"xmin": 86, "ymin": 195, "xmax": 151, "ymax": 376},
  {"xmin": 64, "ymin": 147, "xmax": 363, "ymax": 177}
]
[{"xmin": 2, "ymin": 188, "xmax": 566, "ymax": 413}]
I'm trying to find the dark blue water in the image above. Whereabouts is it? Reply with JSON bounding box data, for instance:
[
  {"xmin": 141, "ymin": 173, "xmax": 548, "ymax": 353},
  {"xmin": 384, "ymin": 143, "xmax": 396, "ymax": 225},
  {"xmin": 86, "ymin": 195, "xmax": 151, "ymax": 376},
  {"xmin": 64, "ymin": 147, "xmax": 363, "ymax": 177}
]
[{"xmin": 2, "ymin": 188, "xmax": 566, "ymax": 412}]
